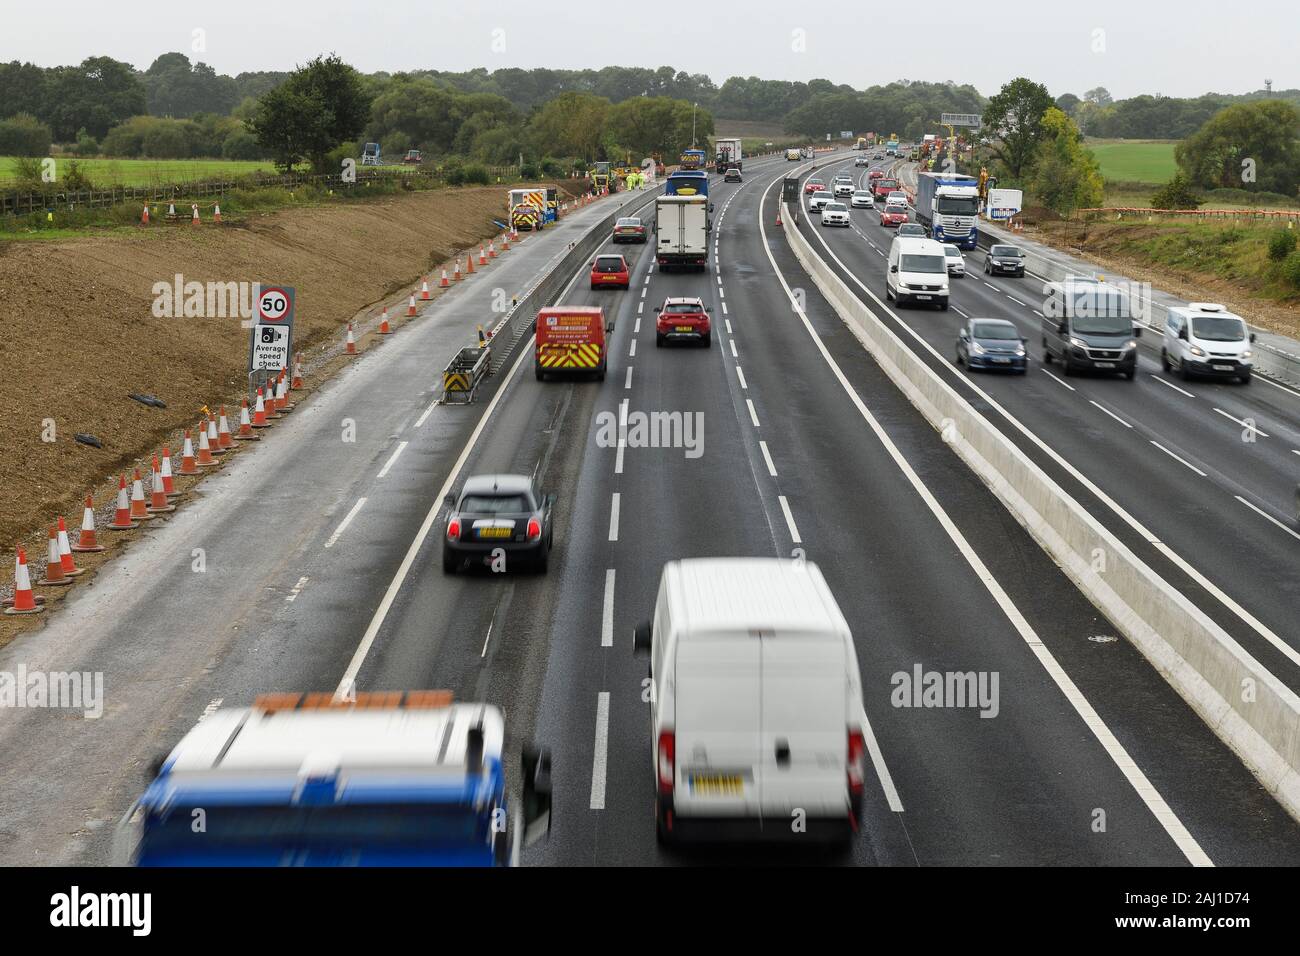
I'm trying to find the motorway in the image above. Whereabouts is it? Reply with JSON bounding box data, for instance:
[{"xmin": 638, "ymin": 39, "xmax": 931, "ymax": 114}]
[{"xmin": 2, "ymin": 150, "xmax": 1299, "ymax": 866}]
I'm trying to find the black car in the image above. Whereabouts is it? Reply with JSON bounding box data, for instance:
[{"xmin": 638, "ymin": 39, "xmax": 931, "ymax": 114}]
[
  {"xmin": 984, "ymin": 244, "xmax": 1026, "ymax": 277},
  {"xmin": 443, "ymin": 474, "xmax": 555, "ymax": 574}
]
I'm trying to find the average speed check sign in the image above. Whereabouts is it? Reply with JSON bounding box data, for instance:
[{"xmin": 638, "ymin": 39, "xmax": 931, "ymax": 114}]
[{"xmin": 249, "ymin": 284, "xmax": 295, "ymax": 372}]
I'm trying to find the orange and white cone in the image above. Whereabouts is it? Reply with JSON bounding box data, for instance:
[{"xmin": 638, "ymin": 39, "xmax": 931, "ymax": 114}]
[
  {"xmin": 439, "ymin": 269, "xmax": 450, "ymax": 288},
  {"xmin": 264, "ymin": 385, "xmax": 283, "ymax": 420},
  {"xmin": 501, "ymin": 233, "xmax": 510, "ymax": 251},
  {"xmin": 179, "ymin": 429, "xmax": 200, "ymax": 472},
  {"xmin": 147, "ymin": 457, "xmax": 175, "ymax": 513},
  {"xmin": 453, "ymin": 259, "xmax": 462, "ymax": 282},
  {"xmin": 129, "ymin": 468, "xmax": 155, "ymax": 520},
  {"xmin": 404, "ymin": 296, "xmax": 416, "ymax": 318},
  {"xmin": 71, "ymin": 494, "xmax": 104, "ymax": 552},
  {"xmin": 235, "ymin": 399, "xmax": 259, "ymax": 440},
  {"xmin": 478, "ymin": 246, "xmax": 488, "ymax": 266},
  {"xmin": 465, "ymin": 252, "xmax": 475, "ymax": 275},
  {"xmin": 252, "ymin": 388, "xmax": 271, "ymax": 428},
  {"xmin": 217, "ymin": 407, "xmax": 234, "ymax": 448},
  {"xmin": 4, "ymin": 548, "xmax": 44, "ymax": 614},
  {"xmin": 107, "ymin": 475, "xmax": 138, "ymax": 530},
  {"xmin": 160, "ymin": 446, "xmax": 179, "ymax": 496},
  {"xmin": 488, "ymin": 240, "xmax": 497, "ymax": 259},
  {"xmin": 206, "ymin": 413, "xmax": 227, "ymax": 452},
  {"xmin": 275, "ymin": 371, "xmax": 293, "ymax": 412},
  {"xmin": 420, "ymin": 279, "xmax": 432, "ymax": 300},
  {"xmin": 196, "ymin": 424, "xmax": 218, "ymax": 466},
  {"xmin": 39, "ymin": 526, "xmax": 72, "ymax": 586},
  {"xmin": 214, "ymin": 204, "xmax": 222, "ymax": 223},
  {"xmin": 141, "ymin": 204, "xmax": 150, "ymax": 226},
  {"xmin": 291, "ymin": 354, "xmax": 304, "ymax": 390},
  {"xmin": 191, "ymin": 203, "xmax": 200, "ymax": 224},
  {"xmin": 56, "ymin": 516, "xmax": 84, "ymax": 576},
  {"xmin": 346, "ymin": 323, "xmax": 357, "ymax": 354}
]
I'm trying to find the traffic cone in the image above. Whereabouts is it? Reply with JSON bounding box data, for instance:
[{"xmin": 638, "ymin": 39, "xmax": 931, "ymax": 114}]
[
  {"xmin": 160, "ymin": 446, "xmax": 179, "ymax": 496},
  {"xmin": 4, "ymin": 548, "xmax": 44, "ymax": 614},
  {"xmin": 488, "ymin": 240, "xmax": 497, "ymax": 259},
  {"xmin": 264, "ymin": 385, "xmax": 282, "ymax": 420},
  {"xmin": 71, "ymin": 494, "xmax": 104, "ymax": 552},
  {"xmin": 56, "ymin": 516, "xmax": 84, "ymax": 576},
  {"xmin": 179, "ymin": 430, "xmax": 200, "ymax": 472},
  {"xmin": 234, "ymin": 399, "xmax": 259, "ymax": 440},
  {"xmin": 217, "ymin": 407, "xmax": 234, "ymax": 448},
  {"xmin": 405, "ymin": 295, "xmax": 417, "ymax": 317},
  {"xmin": 345, "ymin": 323, "xmax": 357, "ymax": 354},
  {"xmin": 107, "ymin": 475, "xmax": 138, "ymax": 530},
  {"xmin": 147, "ymin": 457, "xmax": 175, "ymax": 514},
  {"xmin": 191, "ymin": 204, "xmax": 200, "ymax": 224},
  {"xmin": 38, "ymin": 526, "xmax": 72, "ymax": 586},
  {"xmin": 275, "ymin": 371, "xmax": 294, "ymax": 412},
  {"xmin": 141, "ymin": 204, "xmax": 150, "ymax": 226},
  {"xmin": 213, "ymin": 204, "xmax": 222, "ymax": 223},
  {"xmin": 453, "ymin": 259, "xmax": 463, "ymax": 282},
  {"xmin": 465, "ymin": 252, "xmax": 475, "ymax": 275},
  {"xmin": 252, "ymin": 388, "xmax": 271, "ymax": 427},
  {"xmin": 420, "ymin": 279, "xmax": 432, "ymax": 300},
  {"xmin": 511, "ymin": 228, "xmax": 519, "ymax": 242},
  {"xmin": 291, "ymin": 354, "xmax": 304, "ymax": 390},
  {"xmin": 166, "ymin": 203, "xmax": 177, "ymax": 220},
  {"xmin": 775, "ymin": 208, "xmax": 783, "ymax": 227},
  {"xmin": 206, "ymin": 413, "xmax": 227, "ymax": 451},
  {"xmin": 439, "ymin": 268, "xmax": 450, "ymax": 288},
  {"xmin": 129, "ymin": 468, "xmax": 155, "ymax": 520},
  {"xmin": 478, "ymin": 246, "xmax": 488, "ymax": 266},
  {"xmin": 196, "ymin": 424, "xmax": 218, "ymax": 466}
]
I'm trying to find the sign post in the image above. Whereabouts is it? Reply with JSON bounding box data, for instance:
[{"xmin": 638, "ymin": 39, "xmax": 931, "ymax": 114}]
[{"xmin": 248, "ymin": 284, "xmax": 295, "ymax": 398}]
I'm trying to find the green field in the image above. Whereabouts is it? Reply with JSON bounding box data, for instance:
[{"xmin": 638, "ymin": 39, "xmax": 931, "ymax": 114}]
[
  {"xmin": 0, "ymin": 156, "xmax": 278, "ymax": 187},
  {"xmin": 1086, "ymin": 140, "xmax": 1178, "ymax": 184}
]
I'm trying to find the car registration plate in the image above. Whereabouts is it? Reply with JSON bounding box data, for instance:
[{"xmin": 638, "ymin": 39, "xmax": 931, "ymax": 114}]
[
  {"xmin": 1212, "ymin": 363, "xmax": 1234, "ymax": 371},
  {"xmin": 602, "ymin": 275, "xmax": 617, "ymax": 281},
  {"xmin": 675, "ymin": 326, "xmax": 693, "ymax": 333},
  {"xmin": 688, "ymin": 773, "xmax": 744, "ymax": 796},
  {"xmin": 915, "ymin": 295, "xmax": 931, "ymax": 301},
  {"xmin": 1094, "ymin": 362, "xmax": 1115, "ymax": 368},
  {"xmin": 477, "ymin": 527, "xmax": 512, "ymax": 538},
  {"xmin": 992, "ymin": 357, "xmax": 1010, "ymax": 363}
]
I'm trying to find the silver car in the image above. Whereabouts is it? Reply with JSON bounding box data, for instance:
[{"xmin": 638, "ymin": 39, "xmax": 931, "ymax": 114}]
[{"xmin": 943, "ymin": 244, "xmax": 965, "ymax": 277}]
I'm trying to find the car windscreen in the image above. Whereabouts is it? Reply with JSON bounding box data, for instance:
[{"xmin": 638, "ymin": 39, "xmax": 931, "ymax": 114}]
[
  {"xmin": 853, "ymin": 191, "xmax": 872, "ymax": 198},
  {"xmin": 1064, "ymin": 289, "xmax": 1134, "ymax": 333},
  {"xmin": 663, "ymin": 302, "xmax": 703, "ymax": 314},
  {"xmin": 1191, "ymin": 315, "xmax": 1247, "ymax": 342},
  {"xmin": 594, "ymin": 258, "xmax": 624, "ymax": 272},
  {"xmin": 901, "ymin": 255, "xmax": 945, "ymax": 273},
  {"xmin": 879, "ymin": 180, "xmax": 898, "ymax": 189},
  {"xmin": 991, "ymin": 246, "xmax": 1022, "ymax": 257},
  {"xmin": 807, "ymin": 179, "xmax": 823, "ymax": 185},
  {"xmin": 936, "ymin": 196, "xmax": 980, "ymax": 216},
  {"xmin": 824, "ymin": 204, "xmax": 847, "ymax": 212},
  {"xmin": 944, "ymin": 246, "xmax": 961, "ymax": 257},
  {"xmin": 616, "ymin": 218, "xmax": 641, "ymax": 227},
  {"xmin": 972, "ymin": 322, "xmax": 1019, "ymax": 340},
  {"xmin": 460, "ymin": 494, "xmax": 530, "ymax": 514}
]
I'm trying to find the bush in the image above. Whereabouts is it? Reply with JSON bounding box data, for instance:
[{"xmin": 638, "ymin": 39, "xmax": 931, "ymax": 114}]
[
  {"xmin": 1283, "ymin": 250, "xmax": 1300, "ymax": 288},
  {"xmin": 222, "ymin": 130, "xmax": 263, "ymax": 161},
  {"xmin": 1267, "ymin": 228, "xmax": 1297, "ymax": 262},
  {"xmin": 519, "ymin": 163, "xmax": 539, "ymax": 180},
  {"xmin": 0, "ymin": 113, "xmax": 53, "ymax": 157},
  {"xmin": 60, "ymin": 160, "xmax": 95, "ymax": 192},
  {"xmin": 73, "ymin": 130, "xmax": 100, "ymax": 156},
  {"xmin": 1202, "ymin": 186, "xmax": 1297, "ymax": 207},
  {"xmin": 1150, "ymin": 173, "xmax": 1202, "ymax": 210},
  {"xmin": 462, "ymin": 163, "xmax": 489, "ymax": 185}
]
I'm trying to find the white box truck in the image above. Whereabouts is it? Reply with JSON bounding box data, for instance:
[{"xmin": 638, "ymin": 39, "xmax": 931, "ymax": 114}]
[
  {"xmin": 654, "ymin": 195, "xmax": 710, "ymax": 271},
  {"xmin": 714, "ymin": 137, "xmax": 743, "ymax": 173}
]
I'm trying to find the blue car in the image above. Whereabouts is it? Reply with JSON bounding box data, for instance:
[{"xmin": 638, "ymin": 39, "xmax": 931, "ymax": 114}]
[{"xmin": 956, "ymin": 318, "xmax": 1028, "ymax": 373}]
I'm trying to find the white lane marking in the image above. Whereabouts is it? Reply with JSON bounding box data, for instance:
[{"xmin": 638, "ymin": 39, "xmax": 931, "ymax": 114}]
[
  {"xmin": 640, "ymin": 287, "xmax": 646, "ymax": 298},
  {"xmin": 1033, "ymin": 310, "xmax": 1045, "ymax": 317},
  {"xmin": 1006, "ymin": 296, "xmax": 1026, "ymax": 307},
  {"xmin": 725, "ymin": 319, "xmax": 733, "ymax": 334},
  {"xmin": 1150, "ymin": 441, "xmax": 1208, "ymax": 477},
  {"xmin": 719, "ymin": 287, "xmax": 725, "ymax": 299},
  {"xmin": 285, "ymin": 575, "xmax": 309, "ymax": 602},
  {"xmin": 1212, "ymin": 407, "xmax": 1269, "ymax": 438},
  {"xmin": 764, "ymin": 177, "xmax": 1210, "ymax": 859},
  {"xmin": 376, "ymin": 440, "xmax": 409, "ymax": 478},
  {"xmin": 730, "ymin": 340, "xmax": 738, "ymax": 358},
  {"xmin": 615, "ymin": 437, "xmax": 625, "ymax": 474},
  {"xmin": 983, "ymin": 281, "xmax": 998, "ymax": 290},
  {"xmin": 777, "ymin": 495, "xmax": 801, "ymax": 543},
  {"xmin": 608, "ymin": 493, "xmax": 620, "ymax": 541},
  {"xmin": 1090, "ymin": 400, "xmax": 1132, "ymax": 428},
  {"xmin": 1235, "ymin": 496, "xmax": 1300, "ymax": 543},
  {"xmin": 590, "ymin": 692, "xmax": 610, "ymax": 810},
  {"xmin": 634, "ymin": 317, "xmax": 641, "ymax": 334},
  {"xmin": 747, "ymin": 399, "xmax": 760, "ymax": 427},
  {"xmin": 717, "ymin": 275, "xmax": 723, "ymax": 286},
  {"xmin": 480, "ymin": 615, "xmax": 495, "ymax": 658},
  {"xmin": 637, "ymin": 301, "xmax": 643, "ymax": 314},
  {"xmin": 1041, "ymin": 368, "xmax": 1076, "ymax": 391},
  {"xmin": 199, "ymin": 698, "xmax": 224, "ymax": 722},
  {"xmin": 1293, "ymin": 449, "xmax": 1300, "ymax": 457},
  {"xmin": 625, "ymin": 366, "xmax": 633, "ymax": 389},
  {"xmin": 951, "ymin": 305, "xmax": 968, "ymax": 318},
  {"xmin": 736, "ymin": 366, "xmax": 748, "ymax": 389},
  {"xmin": 644, "ymin": 275, "xmax": 650, "ymax": 285},
  {"xmin": 629, "ymin": 339, "xmax": 637, "ymax": 358},
  {"xmin": 415, "ymin": 400, "xmax": 439, "ymax": 427},
  {"xmin": 601, "ymin": 569, "xmax": 616, "ymax": 647},
  {"xmin": 759, "ymin": 440, "xmax": 778, "ymax": 476},
  {"xmin": 1256, "ymin": 375, "xmax": 1300, "ymax": 400},
  {"xmin": 324, "ymin": 497, "xmax": 366, "ymax": 549},
  {"xmin": 722, "ymin": 301, "xmax": 729, "ymax": 315},
  {"xmin": 1150, "ymin": 375, "xmax": 1195, "ymax": 398}
]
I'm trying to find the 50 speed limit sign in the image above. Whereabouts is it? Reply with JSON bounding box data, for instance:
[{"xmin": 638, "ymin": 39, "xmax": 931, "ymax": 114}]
[{"xmin": 249, "ymin": 283, "xmax": 295, "ymax": 372}]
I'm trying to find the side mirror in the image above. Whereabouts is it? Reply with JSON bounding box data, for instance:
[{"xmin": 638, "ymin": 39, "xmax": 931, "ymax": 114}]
[
  {"xmin": 959, "ymin": 330, "xmax": 968, "ymax": 340},
  {"xmin": 1021, "ymin": 336, "xmax": 1028, "ymax": 344},
  {"xmin": 521, "ymin": 746, "xmax": 552, "ymax": 847},
  {"xmin": 654, "ymin": 306, "xmax": 662, "ymax": 313},
  {"xmin": 1178, "ymin": 327, "xmax": 1188, "ymax": 341},
  {"xmin": 633, "ymin": 619, "xmax": 652, "ymax": 656},
  {"xmin": 889, "ymin": 265, "xmax": 898, "ymax": 273},
  {"xmin": 1058, "ymin": 322, "xmax": 1068, "ymax": 336},
  {"xmin": 443, "ymin": 493, "xmax": 456, "ymax": 509},
  {"xmin": 1133, "ymin": 326, "xmax": 1143, "ymax": 338},
  {"xmin": 704, "ymin": 307, "xmax": 711, "ymax": 313},
  {"xmin": 1250, "ymin": 331, "xmax": 1257, "ymax": 343}
]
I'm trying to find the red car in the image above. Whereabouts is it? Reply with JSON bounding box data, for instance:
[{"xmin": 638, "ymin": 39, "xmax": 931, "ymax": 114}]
[
  {"xmin": 879, "ymin": 207, "xmax": 909, "ymax": 227},
  {"xmin": 868, "ymin": 169, "xmax": 884, "ymax": 181},
  {"xmin": 804, "ymin": 178, "xmax": 826, "ymax": 194},
  {"xmin": 872, "ymin": 177, "xmax": 899, "ymax": 200},
  {"xmin": 654, "ymin": 296, "xmax": 711, "ymax": 347},
  {"xmin": 591, "ymin": 253, "xmax": 630, "ymax": 290}
]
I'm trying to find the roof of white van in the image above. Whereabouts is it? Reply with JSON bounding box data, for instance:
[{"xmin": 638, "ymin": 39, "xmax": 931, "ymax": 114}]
[
  {"xmin": 663, "ymin": 558, "xmax": 849, "ymax": 639},
  {"xmin": 891, "ymin": 235, "xmax": 945, "ymax": 255}
]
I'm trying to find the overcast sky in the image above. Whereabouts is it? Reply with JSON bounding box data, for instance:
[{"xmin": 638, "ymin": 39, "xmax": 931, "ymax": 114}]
[{"xmin": 4, "ymin": 0, "xmax": 1294, "ymax": 100}]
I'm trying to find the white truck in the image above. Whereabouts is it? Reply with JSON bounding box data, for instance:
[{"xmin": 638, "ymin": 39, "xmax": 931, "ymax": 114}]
[
  {"xmin": 655, "ymin": 195, "xmax": 710, "ymax": 271},
  {"xmin": 714, "ymin": 137, "xmax": 743, "ymax": 173}
]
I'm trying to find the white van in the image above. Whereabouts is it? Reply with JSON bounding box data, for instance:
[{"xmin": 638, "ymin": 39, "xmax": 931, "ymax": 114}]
[
  {"xmin": 887, "ymin": 236, "xmax": 950, "ymax": 310},
  {"xmin": 633, "ymin": 558, "xmax": 869, "ymax": 844},
  {"xmin": 1161, "ymin": 302, "xmax": 1255, "ymax": 384}
]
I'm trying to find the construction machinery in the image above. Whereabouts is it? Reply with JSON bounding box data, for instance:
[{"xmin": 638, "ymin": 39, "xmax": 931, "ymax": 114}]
[
  {"xmin": 361, "ymin": 142, "xmax": 382, "ymax": 166},
  {"xmin": 402, "ymin": 149, "xmax": 423, "ymax": 166},
  {"xmin": 590, "ymin": 161, "xmax": 615, "ymax": 193}
]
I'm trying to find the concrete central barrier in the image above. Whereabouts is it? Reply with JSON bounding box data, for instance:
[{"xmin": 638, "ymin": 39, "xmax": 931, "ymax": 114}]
[{"xmin": 781, "ymin": 198, "xmax": 1300, "ymax": 823}]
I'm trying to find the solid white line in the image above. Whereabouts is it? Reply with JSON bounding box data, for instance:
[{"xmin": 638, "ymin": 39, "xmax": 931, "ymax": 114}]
[
  {"xmin": 625, "ymin": 366, "xmax": 633, "ymax": 389},
  {"xmin": 601, "ymin": 569, "xmax": 616, "ymax": 647},
  {"xmin": 747, "ymin": 399, "xmax": 760, "ymax": 427},
  {"xmin": 1041, "ymin": 368, "xmax": 1076, "ymax": 391},
  {"xmin": 762, "ymin": 179, "xmax": 1211, "ymax": 862},
  {"xmin": 324, "ymin": 497, "xmax": 366, "ymax": 550},
  {"xmin": 1256, "ymin": 375, "xmax": 1300, "ymax": 400},
  {"xmin": 415, "ymin": 400, "xmax": 439, "ymax": 427},
  {"xmin": 777, "ymin": 495, "xmax": 801, "ymax": 543},
  {"xmin": 629, "ymin": 339, "xmax": 637, "ymax": 357},
  {"xmin": 1149, "ymin": 374, "xmax": 1195, "ymax": 398},
  {"xmin": 730, "ymin": 340, "xmax": 738, "ymax": 358},
  {"xmin": 725, "ymin": 319, "xmax": 733, "ymax": 334},
  {"xmin": 1213, "ymin": 407, "xmax": 1269, "ymax": 438},
  {"xmin": 608, "ymin": 493, "xmax": 620, "ymax": 541},
  {"xmin": 759, "ymin": 440, "xmax": 778, "ymax": 476},
  {"xmin": 590, "ymin": 692, "xmax": 610, "ymax": 810},
  {"xmin": 376, "ymin": 440, "xmax": 409, "ymax": 478},
  {"xmin": 736, "ymin": 366, "xmax": 748, "ymax": 389},
  {"xmin": 1150, "ymin": 441, "xmax": 1207, "ymax": 477},
  {"xmin": 1235, "ymin": 495, "xmax": 1300, "ymax": 542},
  {"xmin": 1090, "ymin": 400, "xmax": 1132, "ymax": 428}
]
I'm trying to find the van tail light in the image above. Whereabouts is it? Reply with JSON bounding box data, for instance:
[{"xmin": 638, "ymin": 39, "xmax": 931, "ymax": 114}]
[
  {"xmin": 847, "ymin": 728, "xmax": 866, "ymax": 796},
  {"xmin": 446, "ymin": 517, "xmax": 461, "ymax": 541},
  {"xmin": 526, "ymin": 517, "xmax": 541, "ymax": 540},
  {"xmin": 657, "ymin": 730, "xmax": 675, "ymax": 795}
]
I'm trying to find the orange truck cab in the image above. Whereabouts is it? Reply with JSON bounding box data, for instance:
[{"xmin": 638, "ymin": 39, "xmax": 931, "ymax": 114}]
[{"xmin": 535, "ymin": 306, "xmax": 607, "ymax": 382}]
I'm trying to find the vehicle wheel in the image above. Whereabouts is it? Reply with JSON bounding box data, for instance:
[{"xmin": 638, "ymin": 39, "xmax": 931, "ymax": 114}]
[
  {"xmin": 1161, "ymin": 348, "xmax": 1170, "ymax": 372},
  {"xmin": 939, "ymin": 299, "xmax": 949, "ymax": 312},
  {"xmin": 955, "ymin": 348, "xmax": 964, "ymax": 366},
  {"xmin": 1179, "ymin": 358, "xmax": 1191, "ymax": 381},
  {"xmin": 1239, "ymin": 371, "xmax": 1252, "ymax": 385},
  {"xmin": 535, "ymin": 365, "xmax": 544, "ymax": 381},
  {"xmin": 701, "ymin": 332, "xmax": 711, "ymax": 347},
  {"xmin": 534, "ymin": 549, "xmax": 549, "ymax": 574},
  {"xmin": 656, "ymin": 333, "xmax": 665, "ymax": 347},
  {"xmin": 596, "ymin": 363, "xmax": 606, "ymax": 382},
  {"xmin": 1062, "ymin": 358, "xmax": 1074, "ymax": 377},
  {"xmin": 442, "ymin": 552, "xmax": 457, "ymax": 575},
  {"xmin": 1124, "ymin": 367, "xmax": 1136, "ymax": 380}
]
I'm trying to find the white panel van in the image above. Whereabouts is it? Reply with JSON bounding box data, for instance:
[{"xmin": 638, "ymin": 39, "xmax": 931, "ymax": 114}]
[{"xmin": 887, "ymin": 236, "xmax": 950, "ymax": 310}]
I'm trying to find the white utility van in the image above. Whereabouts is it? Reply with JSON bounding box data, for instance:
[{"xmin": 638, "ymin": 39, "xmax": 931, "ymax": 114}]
[
  {"xmin": 1161, "ymin": 302, "xmax": 1255, "ymax": 384},
  {"xmin": 633, "ymin": 558, "xmax": 869, "ymax": 844},
  {"xmin": 887, "ymin": 235, "xmax": 950, "ymax": 310}
]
